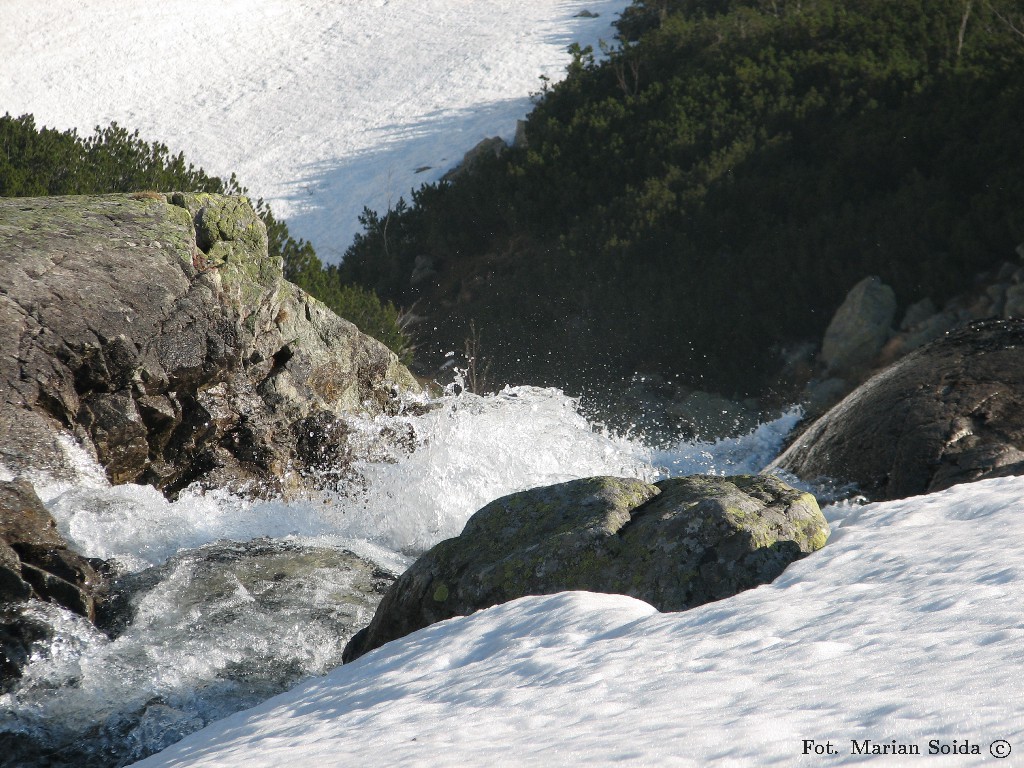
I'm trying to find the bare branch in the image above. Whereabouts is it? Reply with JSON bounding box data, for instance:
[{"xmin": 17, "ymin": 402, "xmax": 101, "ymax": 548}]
[
  {"xmin": 988, "ymin": 0, "xmax": 1024, "ymax": 42},
  {"xmin": 957, "ymin": 0, "xmax": 973, "ymax": 59}
]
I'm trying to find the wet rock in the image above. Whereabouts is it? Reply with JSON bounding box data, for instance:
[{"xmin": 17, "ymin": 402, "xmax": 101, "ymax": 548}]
[
  {"xmin": 126, "ymin": 703, "xmax": 205, "ymax": 759},
  {"xmin": 772, "ymin": 320, "xmax": 1024, "ymax": 500},
  {"xmin": 0, "ymin": 479, "xmax": 106, "ymax": 621},
  {"xmin": 293, "ymin": 410, "xmax": 356, "ymax": 480},
  {"xmin": 0, "ymin": 479, "xmax": 107, "ymax": 687},
  {"xmin": 0, "ymin": 194, "xmax": 419, "ymax": 497},
  {"xmin": 79, "ymin": 391, "xmax": 152, "ymax": 485},
  {"xmin": 98, "ymin": 538, "xmax": 396, "ymax": 645},
  {"xmin": 7, "ymin": 538, "xmax": 398, "ymax": 767},
  {"xmin": 0, "ymin": 605, "xmax": 52, "ymax": 692},
  {"xmin": 344, "ymin": 474, "xmax": 827, "ymax": 661}
]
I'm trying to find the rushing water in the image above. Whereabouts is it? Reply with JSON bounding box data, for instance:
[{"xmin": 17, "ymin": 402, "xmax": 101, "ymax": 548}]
[{"xmin": 0, "ymin": 386, "xmax": 803, "ymax": 767}]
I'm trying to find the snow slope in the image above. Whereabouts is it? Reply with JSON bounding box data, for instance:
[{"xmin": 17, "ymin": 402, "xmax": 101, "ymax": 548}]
[
  {"xmin": 1, "ymin": 0, "xmax": 628, "ymax": 261},
  {"xmin": 134, "ymin": 476, "xmax": 1024, "ymax": 767}
]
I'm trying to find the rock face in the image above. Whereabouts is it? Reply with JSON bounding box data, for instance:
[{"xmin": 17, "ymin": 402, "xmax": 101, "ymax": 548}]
[
  {"xmin": 344, "ymin": 474, "xmax": 827, "ymax": 661},
  {"xmin": 443, "ymin": 136, "xmax": 507, "ymax": 180},
  {"xmin": 0, "ymin": 193, "xmax": 419, "ymax": 496},
  {"xmin": 771, "ymin": 320, "xmax": 1024, "ymax": 500}
]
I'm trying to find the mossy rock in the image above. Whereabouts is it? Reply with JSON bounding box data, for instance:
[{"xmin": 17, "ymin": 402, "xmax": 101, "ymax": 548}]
[
  {"xmin": 344, "ymin": 474, "xmax": 827, "ymax": 661},
  {"xmin": 169, "ymin": 192, "xmax": 267, "ymax": 254},
  {"xmin": 168, "ymin": 192, "xmax": 278, "ymax": 314}
]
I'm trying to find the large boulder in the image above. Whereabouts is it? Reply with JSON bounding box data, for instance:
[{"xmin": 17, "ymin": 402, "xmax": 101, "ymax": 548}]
[
  {"xmin": 820, "ymin": 275, "xmax": 897, "ymax": 376},
  {"xmin": 0, "ymin": 193, "xmax": 419, "ymax": 497},
  {"xmin": 343, "ymin": 474, "xmax": 827, "ymax": 661},
  {"xmin": 771, "ymin": 319, "xmax": 1024, "ymax": 500}
]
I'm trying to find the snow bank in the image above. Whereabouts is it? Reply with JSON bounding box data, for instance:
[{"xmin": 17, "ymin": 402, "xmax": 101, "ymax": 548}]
[{"xmin": 133, "ymin": 475, "xmax": 1024, "ymax": 766}]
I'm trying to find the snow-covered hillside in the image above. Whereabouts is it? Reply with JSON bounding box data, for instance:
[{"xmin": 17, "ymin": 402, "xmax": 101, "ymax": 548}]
[
  {"xmin": 133, "ymin": 475, "xmax": 1024, "ymax": 767},
  {"xmin": 1, "ymin": 0, "xmax": 629, "ymax": 261}
]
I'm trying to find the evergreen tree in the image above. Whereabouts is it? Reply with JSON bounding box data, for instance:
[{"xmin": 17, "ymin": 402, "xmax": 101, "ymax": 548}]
[{"xmin": 338, "ymin": 0, "xmax": 1024, "ymax": 398}]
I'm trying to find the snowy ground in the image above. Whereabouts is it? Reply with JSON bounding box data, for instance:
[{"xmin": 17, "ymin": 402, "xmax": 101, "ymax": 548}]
[
  {"xmin": 133, "ymin": 475, "xmax": 1024, "ymax": 767},
  {"xmin": 1, "ymin": 0, "xmax": 628, "ymax": 262}
]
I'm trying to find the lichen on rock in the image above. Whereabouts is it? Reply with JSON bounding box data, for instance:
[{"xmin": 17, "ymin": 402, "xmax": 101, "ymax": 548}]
[{"xmin": 343, "ymin": 473, "xmax": 827, "ymax": 661}]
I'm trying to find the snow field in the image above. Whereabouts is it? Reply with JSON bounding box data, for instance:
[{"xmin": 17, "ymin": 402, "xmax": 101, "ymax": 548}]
[
  {"xmin": 133, "ymin": 476, "xmax": 1024, "ymax": 767},
  {"xmin": 5, "ymin": 2, "xmax": 1024, "ymax": 763},
  {"xmin": 1, "ymin": 0, "xmax": 630, "ymax": 261}
]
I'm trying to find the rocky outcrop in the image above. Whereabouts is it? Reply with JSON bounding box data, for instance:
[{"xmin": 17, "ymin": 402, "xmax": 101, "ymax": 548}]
[
  {"xmin": 0, "ymin": 193, "xmax": 419, "ymax": 497},
  {"xmin": 880, "ymin": 258, "xmax": 1024, "ymax": 363},
  {"xmin": 443, "ymin": 136, "xmax": 507, "ymax": 181},
  {"xmin": 771, "ymin": 320, "xmax": 1024, "ymax": 501},
  {"xmin": 343, "ymin": 474, "xmax": 827, "ymax": 661},
  {"xmin": 0, "ymin": 478, "xmax": 110, "ymax": 688}
]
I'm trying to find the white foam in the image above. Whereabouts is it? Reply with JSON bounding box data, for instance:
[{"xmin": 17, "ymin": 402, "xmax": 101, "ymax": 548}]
[
  {"xmin": 34, "ymin": 388, "xmax": 806, "ymax": 571},
  {"xmin": 652, "ymin": 406, "xmax": 804, "ymax": 477},
  {"xmin": 39, "ymin": 387, "xmax": 655, "ymax": 569},
  {"xmin": 342, "ymin": 386, "xmax": 658, "ymax": 552}
]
